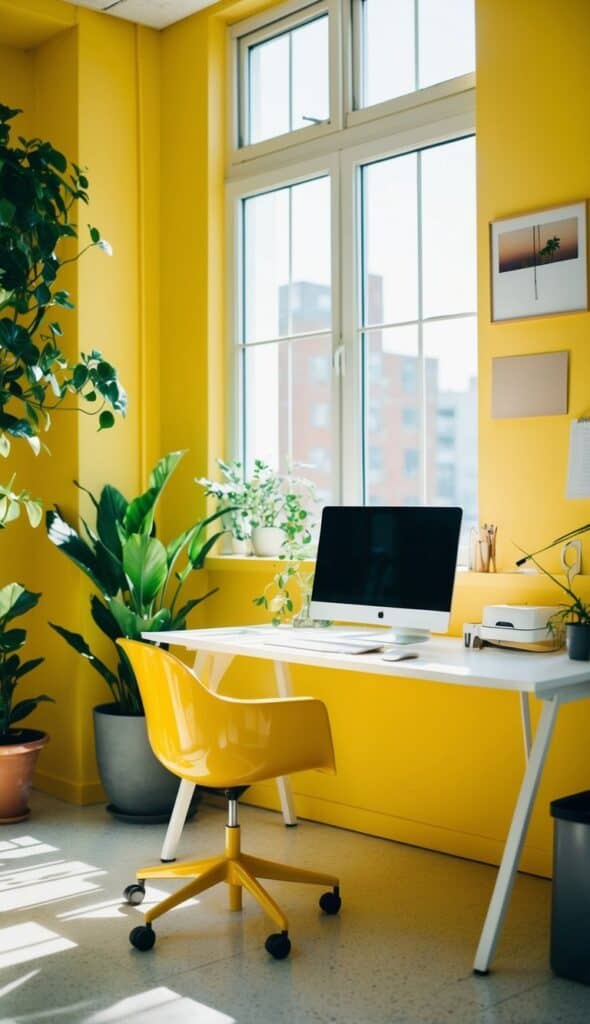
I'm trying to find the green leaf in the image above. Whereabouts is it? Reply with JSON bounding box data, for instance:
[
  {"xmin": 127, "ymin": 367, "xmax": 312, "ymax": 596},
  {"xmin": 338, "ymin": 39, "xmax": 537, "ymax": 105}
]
[
  {"xmin": 170, "ymin": 592, "xmax": 218, "ymax": 629},
  {"xmin": 124, "ymin": 451, "xmax": 185, "ymax": 536},
  {"xmin": 46, "ymin": 508, "xmax": 106, "ymax": 594},
  {"xmin": 98, "ymin": 410, "xmax": 115, "ymax": 432},
  {"xmin": 0, "ymin": 583, "xmax": 40, "ymax": 624},
  {"xmin": 96, "ymin": 485, "xmax": 128, "ymax": 558},
  {"xmin": 0, "ymin": 197, "xmax": 15, "ymax": 225},
  {"xmin": 10, "ymin": 695, "xmax": 54, "ymax": 725},
  {"xmin": 122, "ymin": 534, "xmax": 168, "ymax": 610},
  {"xmin": 49, "ymin": 623, "xmax": 120, "ymax": 692},
  {"xmin": 15, "ymin": 657, "xmax": 44, "ymax": 679},
  {"xmin": 0, "ymin": 628, "xmax": 26, "ymax": 652},
  {"xmin": 24, "ymin": 499, "xmax": 42, "ymax": 529},
  {"xmin": 89, "ymin": 225, "xmax": 100, "ymax": 243},
  {"xmin": 106, "ymin": 598, "xmax": 143, "ymax": 639},
  {"xmin": 187, "ymin": 528, "xmax": 227, "ymax": 569},
  {"xmin": 72, "ymin": 364, "xmax": 88, "ymax": 390},
  {"xmin": 47, "ymin": 147, "xmax": 67, "ymax": 173},
  {"xmin": 90, "ymin": 595, "xmax": 122, "ymax": 641}
]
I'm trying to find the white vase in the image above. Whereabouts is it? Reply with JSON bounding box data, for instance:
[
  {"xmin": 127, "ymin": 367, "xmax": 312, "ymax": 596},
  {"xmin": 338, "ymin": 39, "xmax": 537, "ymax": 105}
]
[{"xmin": 251, "ymin": 526, "xmax": 285, "ymax": 557}]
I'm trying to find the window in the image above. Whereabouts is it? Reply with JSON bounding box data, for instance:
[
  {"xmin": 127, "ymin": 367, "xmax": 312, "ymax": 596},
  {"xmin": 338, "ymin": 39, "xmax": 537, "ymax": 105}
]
[
  {"xmin": 355, "ymin": 0, "xmax": 476, "ymax": 110},
  {"xmin": 227, "ymin": 0, "xmax": 477, "ymax": 552},
  {"xmin": 235, "ymin": 1, "xmax": 333, "ymax": 152},
  {"xmin": 240, "ymin": 174, "xmax": 335, "ymax": 496}
]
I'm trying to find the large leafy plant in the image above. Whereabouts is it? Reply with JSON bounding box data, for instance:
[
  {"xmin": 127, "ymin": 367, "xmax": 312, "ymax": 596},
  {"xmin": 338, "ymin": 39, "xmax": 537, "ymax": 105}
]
[
  {"xmin": 46, "ymin": 451, "xmax": 228, "ymax": 714},
  {"xmin": 0, "ymin": 103, "xmax": 126, "ymax": 462},
  {"xmin": 0, "ymin": 583, "xmax": 52, "ymax": 740},
  {"xmin": 0, "ymin": 102, "xmax": 126, "ymax": 741}
]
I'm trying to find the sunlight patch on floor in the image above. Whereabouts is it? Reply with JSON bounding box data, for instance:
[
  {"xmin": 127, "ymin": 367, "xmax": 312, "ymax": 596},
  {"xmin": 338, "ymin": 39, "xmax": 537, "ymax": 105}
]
[
  {"xmin": 0, "ymin": 923, "xmax": 76, "ymax": 969},
  {"xmin": 0, "ymin": 838, "xmax": 58, "ymax": 861},
  {"xmin": 0, "ymin": 860, "xmax": 105, "ymax": 913},
  {"xmin": 85, "ymin": 987, "xmax": 236, "ymax": 1023}
]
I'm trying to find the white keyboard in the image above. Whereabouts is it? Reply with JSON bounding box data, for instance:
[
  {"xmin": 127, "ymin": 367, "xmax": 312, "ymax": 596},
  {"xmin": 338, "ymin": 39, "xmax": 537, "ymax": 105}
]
[{"xmin": 262, "ymin": 634, "xmax": 383, "ymax": 655}]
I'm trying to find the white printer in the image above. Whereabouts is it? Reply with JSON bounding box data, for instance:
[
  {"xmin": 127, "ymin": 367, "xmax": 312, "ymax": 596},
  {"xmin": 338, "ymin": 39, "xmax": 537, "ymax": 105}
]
[{"xmin": 464, "ymin": 604, "xmax": 563, "ymax": 652}]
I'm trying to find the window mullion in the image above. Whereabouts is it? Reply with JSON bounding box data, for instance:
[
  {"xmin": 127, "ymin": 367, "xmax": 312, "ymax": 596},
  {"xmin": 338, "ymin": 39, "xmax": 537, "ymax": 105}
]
[
  {"xmin": 339, "ymin": 148, "xmax": 363, "ymax": 506},
  {"xmin": 416, "ymin": 147, "xmax": 426, "ymax": 505}
]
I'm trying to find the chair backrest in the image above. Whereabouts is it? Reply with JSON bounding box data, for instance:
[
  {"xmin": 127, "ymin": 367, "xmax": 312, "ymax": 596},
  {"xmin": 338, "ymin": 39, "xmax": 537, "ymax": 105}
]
[{"xmin": 118, "ymin": 639, "xmax": 336, "ymax": 789}]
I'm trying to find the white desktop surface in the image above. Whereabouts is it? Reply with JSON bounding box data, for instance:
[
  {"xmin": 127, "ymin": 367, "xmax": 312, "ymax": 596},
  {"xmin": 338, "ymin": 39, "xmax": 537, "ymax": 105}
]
[
  {"xmin": 144, "ymin": 626, "xmax": 589, "ymax": 698},
  {"xmin": 141, "ymin": 625, "xmax": 590, "ymax": 975}
]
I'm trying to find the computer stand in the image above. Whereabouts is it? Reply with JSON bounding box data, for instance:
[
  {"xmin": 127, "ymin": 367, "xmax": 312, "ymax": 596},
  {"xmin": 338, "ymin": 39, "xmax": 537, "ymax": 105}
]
[{"xmin": 376, "ymin": 631, "xmax": 431, "ymax": 645}]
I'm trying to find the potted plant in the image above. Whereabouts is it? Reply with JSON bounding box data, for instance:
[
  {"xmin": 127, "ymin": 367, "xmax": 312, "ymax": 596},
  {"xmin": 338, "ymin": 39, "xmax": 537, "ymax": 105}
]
[
  {"xmin": 0, "ymin": 583, "xmax": 53, "ymax": 822},
  {"xmin": 517, "ymin": 529, "xmax": 590, "ymax": 660},
  {"xmin": 46, "ymin": 450, "xmax": 229, "ymax": 820},
  {"xmin": 198, "ymin": 458, "xmax": 317, "ymax": 558},
  {"xmin": 0, "ymin": 103, "xmax": 125, "ymax": 817}
]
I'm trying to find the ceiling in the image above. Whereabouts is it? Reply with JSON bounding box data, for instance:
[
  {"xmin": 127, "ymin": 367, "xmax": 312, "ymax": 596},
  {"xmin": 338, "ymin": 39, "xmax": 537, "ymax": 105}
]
[{"xmin": 63, "ymin": 0, "xmax": 218, "ymax": 30}]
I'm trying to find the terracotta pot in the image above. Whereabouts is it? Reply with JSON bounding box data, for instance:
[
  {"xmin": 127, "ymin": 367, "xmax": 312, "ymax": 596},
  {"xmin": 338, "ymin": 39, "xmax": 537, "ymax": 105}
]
[{"xmin": 0, "ymin": 729, "xmax": 48, "ymax": 824}]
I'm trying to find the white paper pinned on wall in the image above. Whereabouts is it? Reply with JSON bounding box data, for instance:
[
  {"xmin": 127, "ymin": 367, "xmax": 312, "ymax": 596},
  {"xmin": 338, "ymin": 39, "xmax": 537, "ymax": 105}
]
[{"xmin": 566, "ymin": 420, "xmax": 590, "ymax": 498}]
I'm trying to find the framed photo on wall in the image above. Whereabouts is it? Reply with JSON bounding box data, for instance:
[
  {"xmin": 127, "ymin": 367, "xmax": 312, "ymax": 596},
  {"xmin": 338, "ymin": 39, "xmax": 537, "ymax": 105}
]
[{"xmin": 490, "ymin": 201, "xmax": 587, "ymax": 321}]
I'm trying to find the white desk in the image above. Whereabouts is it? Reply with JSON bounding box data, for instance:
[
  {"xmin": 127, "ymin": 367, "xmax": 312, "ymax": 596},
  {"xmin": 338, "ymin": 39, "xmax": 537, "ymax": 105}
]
[{"xmin": 142, "ymin": 626, "xmax": 590, "ymax": 974}]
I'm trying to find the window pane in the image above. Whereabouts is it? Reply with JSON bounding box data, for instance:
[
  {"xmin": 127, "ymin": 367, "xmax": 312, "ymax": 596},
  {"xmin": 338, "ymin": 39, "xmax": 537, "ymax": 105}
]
[
  {"xmin": 249, "ymin": 34, "xmax": 290, "ymax": 144},
  {"xmin": 292, "ymin": 17, "xmax": 330, "ymax": 132},
  {"xmin": 244, "ymin": 337, "xmax": 335, "ymax": 503},
  {"xmin": 362, "ymin": 153, "xmax": 418, "ymax": 326},
  {"xmin": 418, "ymin": 0, "xmax": 475, "ymax": 91},
  {"xmin": 361, "ymin": 0, "xmax": 414, "ymax": 108},
  {"xmin": 243, "ymin": 177, "xmax": 330, "ymax": 343},
  {"xmin": 248, "ymin": 14, "xmax": 329, "ymax": 146},
  {"xmin": 291, "ymin": 176, "xmax": 331, "ymax": 330},
  {"xmin": 423, "ymin": 316, "xmax": 478, "ymax": 556},
  {"xmin": 421, "ymin": 137, "xmax": 476, "ymax": 318},
  {"xmin": 363, "ymin": 325, "xmax": 421, "ymax": 505},
  {"xmin": 359, "ymin": 0, "xmax": 475, "ymax": 110},
  {"xmin": 243, "ymin": 189, "xmax": 289, "ymax": 343}
]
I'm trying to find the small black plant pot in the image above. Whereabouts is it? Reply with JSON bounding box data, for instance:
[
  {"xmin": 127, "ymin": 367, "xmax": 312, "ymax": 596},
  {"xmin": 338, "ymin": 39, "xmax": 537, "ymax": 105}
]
[{"xmin": 566, "ymin": 622, "xmax": 590, "ymax": 661}]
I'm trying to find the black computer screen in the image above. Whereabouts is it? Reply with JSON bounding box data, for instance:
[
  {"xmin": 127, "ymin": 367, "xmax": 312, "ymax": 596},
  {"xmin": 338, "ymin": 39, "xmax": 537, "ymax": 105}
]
[{"xmin": 311, "ymin": 506, "xmax": 462, "ymax": 612}]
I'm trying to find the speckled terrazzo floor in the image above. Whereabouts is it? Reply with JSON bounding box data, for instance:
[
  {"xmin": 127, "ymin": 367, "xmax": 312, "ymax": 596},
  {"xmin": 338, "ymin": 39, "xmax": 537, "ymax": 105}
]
[{"xmin": 0, "ymin": 792, "xmax": 589, "ymax": 1024}]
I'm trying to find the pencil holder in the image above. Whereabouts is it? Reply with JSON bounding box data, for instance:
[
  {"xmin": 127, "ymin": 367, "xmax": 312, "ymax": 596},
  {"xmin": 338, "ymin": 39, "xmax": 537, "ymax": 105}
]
[{"xmin": 469, "ymin": 525, "xmax": 497, "ymax": 572}]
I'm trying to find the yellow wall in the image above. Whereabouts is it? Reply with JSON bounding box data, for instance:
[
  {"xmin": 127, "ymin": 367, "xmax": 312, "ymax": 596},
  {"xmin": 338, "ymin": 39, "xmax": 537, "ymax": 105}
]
[
  {"xmin": 3, "ymin": 0, "xmax": 590, "ymax": 878},
  {"xmin": 0, "ymin": 4, "xmax": 160, "ymax": 802},
  {"xmin": 477, "ymin": 0, "xmax": 590, "ymax": 574}
]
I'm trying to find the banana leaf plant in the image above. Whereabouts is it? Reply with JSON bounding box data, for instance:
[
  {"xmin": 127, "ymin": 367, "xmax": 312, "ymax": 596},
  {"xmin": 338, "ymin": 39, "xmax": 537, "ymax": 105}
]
[
  {"xmin": 46, "ymin": 450, "xmax": 230, "ymax": 714},
  {"xmin": 0, "ymin": 583, "xmax": 52, "ymax": 741}
]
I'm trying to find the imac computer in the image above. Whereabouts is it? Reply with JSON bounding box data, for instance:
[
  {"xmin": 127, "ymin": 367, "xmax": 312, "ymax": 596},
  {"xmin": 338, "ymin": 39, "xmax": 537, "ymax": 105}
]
[{"xmin": 309, "ymin": 506, "xmax": 463, "ymax": 644}]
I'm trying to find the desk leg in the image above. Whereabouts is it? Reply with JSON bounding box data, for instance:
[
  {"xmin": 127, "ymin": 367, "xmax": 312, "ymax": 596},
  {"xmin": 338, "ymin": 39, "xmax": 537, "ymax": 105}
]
[
  {"xmin": 519, "ymin": 692, "xmax": 532, "ymax": 761},
  {"xmin": 273, "ymin": 661, "xmax": 298, "ymax": 827},
  {"xmin": 473, "ymin": 695, "xmax": 559, "ymax": 974},
  {"xmin": 160, "ymin": 652, "xmax": 234, "ymax": 862}
]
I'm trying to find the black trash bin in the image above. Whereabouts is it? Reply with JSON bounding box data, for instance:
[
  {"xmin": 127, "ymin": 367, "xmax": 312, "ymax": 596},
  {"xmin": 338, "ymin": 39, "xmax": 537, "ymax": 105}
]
[{"xmin": 550, "ymin": 790, "xmax": 590, "ymax": 984}]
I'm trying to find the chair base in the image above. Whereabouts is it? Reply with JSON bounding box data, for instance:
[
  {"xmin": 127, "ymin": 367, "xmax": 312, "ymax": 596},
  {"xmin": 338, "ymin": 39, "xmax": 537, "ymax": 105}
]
[{"xmin": 135, "ymin": 824, "xmax": 339, "ymax": 935}]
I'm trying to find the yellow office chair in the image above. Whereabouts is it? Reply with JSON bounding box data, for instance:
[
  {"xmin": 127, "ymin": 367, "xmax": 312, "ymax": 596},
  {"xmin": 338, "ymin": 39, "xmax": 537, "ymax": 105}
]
[{"xmin": 118, "ymin": 639, "xmax": 340, "ymax": 959}]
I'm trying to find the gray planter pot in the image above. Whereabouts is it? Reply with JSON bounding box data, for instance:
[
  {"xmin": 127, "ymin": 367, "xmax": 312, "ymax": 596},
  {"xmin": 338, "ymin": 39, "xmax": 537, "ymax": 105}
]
[
  {"xmin": 93, "ymin": 704, "xmax": 183, "ymax": 822},
  {"xmin": 566, "ymin": 623, "xmax": 590, "ymax": 661}
]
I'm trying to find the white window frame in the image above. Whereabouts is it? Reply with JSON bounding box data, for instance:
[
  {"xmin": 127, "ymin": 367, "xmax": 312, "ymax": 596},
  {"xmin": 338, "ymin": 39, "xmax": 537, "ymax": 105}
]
[
  {"xmin": 339, "ymin": 119, "xmax": 476, "ymax": 504},
  {"xmin": 225, "ymin": 152, "xmax": 341, "ymax": 484},
  {"xmin": 226, "ymin": 0, "xmax": 476, "ymax": 508},
  {"xmin": 228, "ymin": 0, "xmax": 343, "ymax": 165}
]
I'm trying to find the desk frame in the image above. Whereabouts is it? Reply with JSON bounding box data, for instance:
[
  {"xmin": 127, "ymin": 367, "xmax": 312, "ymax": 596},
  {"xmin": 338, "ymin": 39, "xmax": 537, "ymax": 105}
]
[{"xmin": 145, "ymin": 629, "xmax": 590, "ymax": 974}]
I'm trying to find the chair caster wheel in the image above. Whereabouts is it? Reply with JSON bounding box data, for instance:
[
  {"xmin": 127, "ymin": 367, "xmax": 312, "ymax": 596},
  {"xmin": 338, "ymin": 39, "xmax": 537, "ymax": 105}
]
[
  {"xmin": 319, "ymin": 887, "xmax": 341, "ymax": 915},
  {"xmin": 123, "ymin": 883, "xmax": 146, "ymax": 906},
  {"xmin": 129, "ymin": 924, "xmax": 155, "ymax": 951},
  {"xmin": 265, "ymin": 931, "xmax": 291, "ymax": 960}
]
